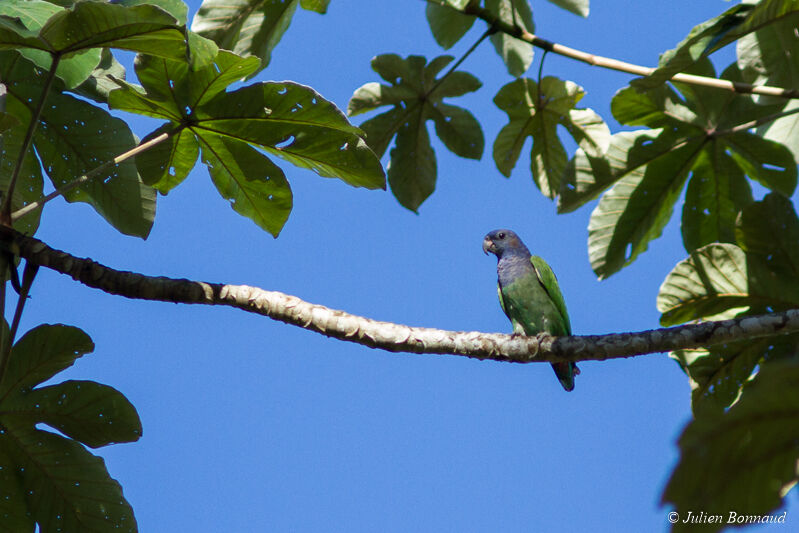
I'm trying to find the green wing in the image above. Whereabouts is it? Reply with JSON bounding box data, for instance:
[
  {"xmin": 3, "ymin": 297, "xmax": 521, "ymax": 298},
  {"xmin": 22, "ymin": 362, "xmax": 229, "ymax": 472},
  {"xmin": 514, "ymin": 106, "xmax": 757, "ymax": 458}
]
[{"xmin": 530, "ymin": 255, "xmax": 572, "ymax": 335}]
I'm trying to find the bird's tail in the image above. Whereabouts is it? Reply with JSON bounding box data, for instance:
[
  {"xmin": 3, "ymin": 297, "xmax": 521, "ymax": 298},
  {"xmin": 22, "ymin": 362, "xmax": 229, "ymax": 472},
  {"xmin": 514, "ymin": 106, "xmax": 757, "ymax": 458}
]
[{"xmin": 551, "ymin": 362, "xmax": 579, "ymax": 392}]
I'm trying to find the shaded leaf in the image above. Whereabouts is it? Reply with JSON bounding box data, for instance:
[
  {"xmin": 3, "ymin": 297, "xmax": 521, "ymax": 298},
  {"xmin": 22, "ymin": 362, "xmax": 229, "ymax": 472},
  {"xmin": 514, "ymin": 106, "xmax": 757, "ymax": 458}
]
[
  {"xmin": 199, "ymin": 133, "xmax": 292, "ymax": 236},
  {"xmin": 348, "ymin": 54, "xmax": 481, "ymax": 210},
  {"xmin": 0, "ymin": 324, "xmax": 93, "ymax": 400},
  {"xmin": 0, "ymin": 420, "xmax": 137, "ymax": 532},
  {"xmin": 736, "ymin": 193, "xmax": 799, "ymax": 279},
  {"xmin": 493, "ymin": 77, "xmax": 609, "ymax": 198},
  {"xmin": 662, "ymin": 361, "xmax": 799, "ymax": 532},
  {"xmin": 486, "ymin": 0, "xmax": 535, "ymax": 77},
  {"xmin": 671, "ymin": 335, "xmax": 799, "ymax": 417},
  {"xmin": 69, "ymin": 47, "xmax": 127, "ymax": 104},
  {"xmin": 430, "ymin": 102, "xmax": 483, "ymax": 159},
  {"xmin": 0, "ymin": 446, "xmax": 36, "ymax": 533},
  {"xmin": 426, "ymin": 1, "xmax": 475, "ymax": 49},
  {"xmin": 681, "ymin": 145, "xmax": 752, "ymax": 252},
  {"xmin": 33, "ymin": 90, "xmax": 156, "ymax": 238},
  {"xmin": 136, "ymin": 124, "xmax": 199, "ymax": 193},
  {"xmin": 388, "ymin": 113, "xmax": 436, "ymax": 212},
  {"xmin": 3, "ymin": 380, "xmax": 142, "ymax": 448},
  {"xmin": 192, "ymin": 0, "xmax": 299, "ymax": 74}
]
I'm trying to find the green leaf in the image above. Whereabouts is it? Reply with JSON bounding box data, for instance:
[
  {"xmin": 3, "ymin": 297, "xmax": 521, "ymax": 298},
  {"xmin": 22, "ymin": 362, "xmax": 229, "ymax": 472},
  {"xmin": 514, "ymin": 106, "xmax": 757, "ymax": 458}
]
[
  {"xmin": 662, "ymin": 361, "xmax": 799, "ymax": 531},
  {"xmin": 632, "ymin": 2, "xmax": 756, "ymax": 90},
  {"xmin": 192, "ymin": 0, "xmax": 299, "ymax": 74},
  {"xmin": 3, "ymin": 380, "xmax": 142, "ymax": 448},
  {"xmin": 758, "ymin": 100, "xmax": 799, "ymax": 164},
  {"xmin": 581, "ymin": 61, "xmax": 796, "ymax": 277},
  {"xmin": 587, "ymin": 138, "xmax": 702, "ymax": 279},
  {"xmin": 388, "ymin": 113, "xmax": 436, "ymax": 212},
  {"xmin": 681, "ymin": 145, "xmax": 752, "ymax": 252},
  {"xmin": 348, "ymin": 54, "xmax": 481, "ymax": 209},
  {"xmin": 69, "ymin": 47, "xmax": 127, "ymax": 104},
  {"xmin": 430, "ymin": 102, "xmax": 483, "ymax": 159},
  {"xmin": 546, "ymin": 0, "xmax": 589, "ymax": 17},
  {"xmin": 136, "ymin": 125, "xmax": 199, "ymax": 194},
  {"xmin": 486, "ymin": 0, "xmax": 535, "ymax": 77},
  {"xmin": 300, "ymin": 0, "xmax": 330, "ymax": 14},
  {"xmin": 198, "ymin": 82, "xmax": 385, "ymax": 189},
  {"xmin": 0, "ymin": 324, "xmax": 93, "ymax": 400},
  {"xmin": 0, "ymin": 81, "xmax": 44, "ymax": 235},
  {"xmin": 199, "ymin": 133, "xmax": 293, "ymax": 237},
  {"xmin": 492, "ymin": 77, "xmax": 609, "ymax": 198},
  {"xmin": 670, "ymin": 335, "xmax": 797, "ymax": 417},
  {"xmin": 0, "ymin": 446, "xmax": 36, "ymax": 533},
  {"xmin": 426, "ymin": 1, "xmax": 475, "ymax": 49},
  {"xmin": 737, "ymin": 9, "xmax": 799, "ymax": 159},
  {"xmin": 656, "ymin": 243, "xmax": 799, "ymax": 326},
  {"xmin": 33, "ymin": 90, "xmax": 157, "ymax": 238},
  {"xmin": 0, "ymin": 0, "xmax": 62, "ymax": 30},
  {"xmin": 736, "ymin": 192, "xmax": 799, "ymax": 282},
  {"xmin": 114, "ymin": 0, "xmax": 189, "ymax": 25},
  {"xmin": 0, "ymin": 420, "xmax": 137, "ymax": 532}
]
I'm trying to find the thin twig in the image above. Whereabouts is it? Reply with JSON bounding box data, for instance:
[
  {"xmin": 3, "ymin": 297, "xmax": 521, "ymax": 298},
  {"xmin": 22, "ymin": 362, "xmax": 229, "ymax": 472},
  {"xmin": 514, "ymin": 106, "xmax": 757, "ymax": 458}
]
[
  {"xmin": 425, "ymin": 0, "xmax": 799, "ymax": 100},
  {"xmin": 11, "ymin": 131, "xmax": 172, "ymax": 222},
  {"xmin": 1, "ymin": 54, "xmax": 62, "ymax": 223}
]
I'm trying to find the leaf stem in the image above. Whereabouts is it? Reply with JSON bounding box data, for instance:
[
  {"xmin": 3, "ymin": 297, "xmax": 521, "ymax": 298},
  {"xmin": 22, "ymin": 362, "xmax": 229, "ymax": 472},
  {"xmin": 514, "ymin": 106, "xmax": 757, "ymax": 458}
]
[
  {"xmin": 720, "ymin": 105, "xmax": 799, "ymax": 136},
  {"xmin": 1, "ymin": 54, "xmax": 62, "ymax": 224},
  {"xmin": 11, "ymin": 130, "xmax": 173, "ymax": 222},
  {"xmin": 425, "ymin": 27, "xmax": 494, "ymax": 99}
]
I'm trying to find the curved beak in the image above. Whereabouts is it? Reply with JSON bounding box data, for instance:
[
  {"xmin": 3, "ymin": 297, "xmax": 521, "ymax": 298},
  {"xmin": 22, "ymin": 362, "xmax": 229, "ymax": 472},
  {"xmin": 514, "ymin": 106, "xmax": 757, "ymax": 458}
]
[{"xmin": 482, "ymin": 236, "xmax": 495, "ymax": 255}]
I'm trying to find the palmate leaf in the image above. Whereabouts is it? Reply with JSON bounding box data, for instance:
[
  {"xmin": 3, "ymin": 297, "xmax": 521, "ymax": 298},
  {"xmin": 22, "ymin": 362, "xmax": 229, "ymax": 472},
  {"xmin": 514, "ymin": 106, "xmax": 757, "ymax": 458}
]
[
  {"xmin": 1, "ymin": 50, "xmax": 155, "ymax": 238},
  {"xmin": 485, "ymin": 0, "xmax": 535, "ymax": 77},
  {"xmin": 662, "ymin": 361, "xmax": 799, "ymax": 533},
  {"xmin": 110, "ymin": 51, "xmax": 383, "ymax": 235},
  {"xmin": 576, "ymin": 61, "xmax": 796, "ymax": 278},
  {"xmin": 192, "ymin": 0, "xmax": 305, "ymax": 75},
  {"xmin": 426, "ymin": 0, "xmax": 475, "ymax": 49},
  {"xmin": 737, "ymin": 9, "xmax": 799, "ymax": 161},
  {"xmin": 199, "ymin": 133, "xmax": 292, "ymax": 237},
  {"xmin": 493, "ymin": 77, "xmax": 609, "ymax": 198},
  {"xmin": 347, "ymin": 54, "xmax": 482, "ymax": 211},
  {"xmin": 634, "ymin": 0, "xmax": 799, "ymax": 90},
  {"xmin": 0, "ymin": 324, "xmax": 141, "ymax": 532},
  {"xmin": 659, "ymin": 194, "xmax": 799, "ymax": 415}
]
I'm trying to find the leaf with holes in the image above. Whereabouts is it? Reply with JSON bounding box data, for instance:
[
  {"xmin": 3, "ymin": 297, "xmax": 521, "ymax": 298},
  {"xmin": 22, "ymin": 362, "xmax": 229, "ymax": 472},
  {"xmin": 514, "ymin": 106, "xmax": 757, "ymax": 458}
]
[
  {"xmin": 662, "ymin": 360, "xmax": 799, "ymax": 531},
  {"xmin": 347, "ymin": 54, "xmax": 482, "ymax": 210},
  {"xmin": 136, "ymin": 124, "xmax": 199, "ymax": 194},
  {"xmin": 199, "ymin": 133, "xmax": 292, "ymax": 237},
  {"xmin": 485, "ymin": 0, "xmax": 535, "ymax": 77},
  {"xmin": 0, "ymin": 324, "xmax": 141, "ymax": 532},
  {"xmin": 579, "ymin": 60, "xmax": 796, "ymax": 278},
  {"xmin": 493, "ymin": 77, "xmax": 609, "ymax": 198}
]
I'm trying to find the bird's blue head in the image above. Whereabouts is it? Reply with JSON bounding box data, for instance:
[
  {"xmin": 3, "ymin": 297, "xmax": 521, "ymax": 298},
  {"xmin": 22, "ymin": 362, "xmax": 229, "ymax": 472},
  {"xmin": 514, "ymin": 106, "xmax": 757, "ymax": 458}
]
[{"xmin": 482, "ymin": 229, "xmax": 531, "ymax": 259}]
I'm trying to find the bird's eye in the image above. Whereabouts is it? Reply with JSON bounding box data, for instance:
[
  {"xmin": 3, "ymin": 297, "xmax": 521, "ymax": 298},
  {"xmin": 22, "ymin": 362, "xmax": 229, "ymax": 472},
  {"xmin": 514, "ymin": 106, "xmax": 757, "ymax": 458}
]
[{"xmin": 497, "ymin": 232, "xmax": 506, "ymax": 239}]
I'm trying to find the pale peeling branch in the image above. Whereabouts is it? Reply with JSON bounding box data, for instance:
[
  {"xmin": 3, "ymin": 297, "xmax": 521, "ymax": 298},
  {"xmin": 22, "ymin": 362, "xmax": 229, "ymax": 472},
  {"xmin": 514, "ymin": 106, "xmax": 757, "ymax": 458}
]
[
  {"xmin": 4, "ymin": 226, "xmax": 799, "ymax": 363},
  {"xmin": 428, "ymin": 0, "xmax": 799, "ymax": 100}
]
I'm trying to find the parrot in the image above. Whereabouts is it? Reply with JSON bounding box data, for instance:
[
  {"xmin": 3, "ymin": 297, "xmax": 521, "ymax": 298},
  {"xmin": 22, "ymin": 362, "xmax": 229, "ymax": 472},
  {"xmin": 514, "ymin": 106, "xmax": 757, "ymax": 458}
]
[{"xmin": 482, "ymin": 229, "xmax": 579, "ymax": 391}]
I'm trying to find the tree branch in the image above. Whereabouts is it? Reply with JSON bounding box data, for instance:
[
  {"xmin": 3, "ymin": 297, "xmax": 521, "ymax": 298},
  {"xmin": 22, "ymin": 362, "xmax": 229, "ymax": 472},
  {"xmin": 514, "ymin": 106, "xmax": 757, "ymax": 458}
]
[
  {"xmin": 428, "ymin": 0, "xmax": 799, "ymax": 100},
  {"xmin": 3, "ymin": 226, "xmax": 798, "ymax": 363}
]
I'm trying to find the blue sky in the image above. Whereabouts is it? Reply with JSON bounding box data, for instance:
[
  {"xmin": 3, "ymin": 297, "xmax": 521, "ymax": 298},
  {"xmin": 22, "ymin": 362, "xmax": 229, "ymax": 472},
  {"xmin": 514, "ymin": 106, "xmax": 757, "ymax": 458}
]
[{"xmin": 17, "ymin": 1, "xmax": 797, "ymax": 531}]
